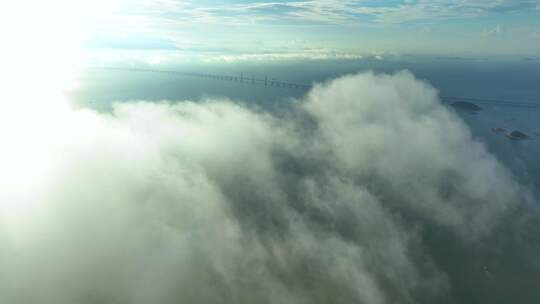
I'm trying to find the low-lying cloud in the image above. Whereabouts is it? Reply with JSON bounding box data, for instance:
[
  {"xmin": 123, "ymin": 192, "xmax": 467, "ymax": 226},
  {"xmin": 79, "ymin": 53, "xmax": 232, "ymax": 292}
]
[
  {"xmin": 0, "ymin": 71, "xmax": 530, "ymax": 303},
  {"xmin": 204, "ymin": 51, "xmax": 365, "ymax": 62}
]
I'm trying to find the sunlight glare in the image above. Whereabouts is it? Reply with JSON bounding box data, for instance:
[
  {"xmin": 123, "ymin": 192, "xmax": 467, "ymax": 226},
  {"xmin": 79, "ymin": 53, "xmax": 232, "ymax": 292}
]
[{"xmin": 0, "ymin": 0, "xmax": 127, "ymax": 216}]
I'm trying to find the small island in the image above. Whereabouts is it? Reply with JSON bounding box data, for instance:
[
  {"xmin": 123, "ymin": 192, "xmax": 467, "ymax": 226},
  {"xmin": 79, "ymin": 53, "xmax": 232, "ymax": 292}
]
[{"xmin": 451, "ymin": 101, "xmax": 483, "ymax": 112}]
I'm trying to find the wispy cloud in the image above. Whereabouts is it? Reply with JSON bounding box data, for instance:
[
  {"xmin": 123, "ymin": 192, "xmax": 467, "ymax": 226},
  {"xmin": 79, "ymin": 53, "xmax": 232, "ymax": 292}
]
[
  {"xmin": 83, "ymin": 0, "xmax": 540, "ymax": 56},
  {"xmin": 131, "ymin": 0, "xmax": 540, "ymax": 26},
  {"xmin": 203, "ymin": 50, "xmax": 365, "ymax": 62}
]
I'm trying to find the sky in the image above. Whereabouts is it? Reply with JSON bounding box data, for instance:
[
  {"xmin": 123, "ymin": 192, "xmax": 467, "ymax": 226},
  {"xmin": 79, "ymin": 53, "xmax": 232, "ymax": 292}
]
[{"xmin": 80, "ymin": 0, "xmax": 540, "ymax": 58}]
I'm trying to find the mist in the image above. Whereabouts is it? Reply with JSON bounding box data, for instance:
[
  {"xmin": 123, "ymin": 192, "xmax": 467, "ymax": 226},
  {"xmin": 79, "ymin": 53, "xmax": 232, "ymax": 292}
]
[{"xmin": 0, "ymin": 71, "xmax": 535, "ymax": 304}]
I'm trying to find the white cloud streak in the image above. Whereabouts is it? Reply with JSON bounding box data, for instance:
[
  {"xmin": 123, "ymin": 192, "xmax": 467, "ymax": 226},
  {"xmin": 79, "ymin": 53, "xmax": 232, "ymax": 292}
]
[{"xmin": 204, "ymin": 51, "xmax": 364, "ymax": 62}]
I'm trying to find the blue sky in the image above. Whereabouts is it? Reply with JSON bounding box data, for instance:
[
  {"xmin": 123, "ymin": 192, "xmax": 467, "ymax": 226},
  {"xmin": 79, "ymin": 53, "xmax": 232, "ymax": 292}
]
[{"xmin": 85, "ymin": 0, "xmax": 540, "ymax": 59}]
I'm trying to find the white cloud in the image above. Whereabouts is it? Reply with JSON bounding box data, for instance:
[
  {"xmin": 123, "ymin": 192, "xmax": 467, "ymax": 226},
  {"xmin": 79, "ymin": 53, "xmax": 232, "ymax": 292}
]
[
  {"xmin": 0, "ymin": 71, "xmax": 528, "ymax": 303},
  {"xmin": 204, "ymin": 51, "xmax": 364, "ymax": 62}
]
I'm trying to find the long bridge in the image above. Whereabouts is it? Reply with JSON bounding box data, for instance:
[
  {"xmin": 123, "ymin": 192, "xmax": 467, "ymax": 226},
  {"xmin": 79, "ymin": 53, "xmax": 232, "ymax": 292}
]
[
  {"xmin": 90, "ymin": 66, "xmax": 540, "ymax": 109},
  {"xmin": 95, "ymin": 66, "xmax": 311, "ymax": 90}
]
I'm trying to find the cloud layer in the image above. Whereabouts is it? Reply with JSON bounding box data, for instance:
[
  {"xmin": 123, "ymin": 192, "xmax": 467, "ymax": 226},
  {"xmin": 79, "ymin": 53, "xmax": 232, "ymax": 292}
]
[
  {"xmin": 79, "ymin": 0, "xmax": 540, "ymax": 57},
  {"xmin": 0, "ymin": 71, "xmax": 527, "ymax": 303},
  {"xmin": 120, "ymin": 0, "xmax": 540, "ymax": 26}
]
